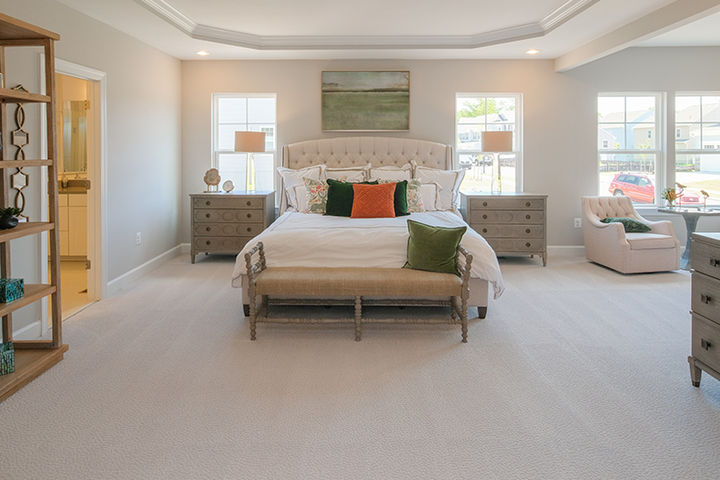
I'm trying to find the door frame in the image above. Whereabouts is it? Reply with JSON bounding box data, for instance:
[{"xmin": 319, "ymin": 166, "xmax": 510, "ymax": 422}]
[{"xmin": 39, "ymin": 56, "xmax": 108, "ymax": 328}]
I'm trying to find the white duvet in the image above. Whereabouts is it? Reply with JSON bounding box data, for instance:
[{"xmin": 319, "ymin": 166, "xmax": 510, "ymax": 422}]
[{"xmin": 232, "ymin": 211, "xmax": 504, "ymax": 299}]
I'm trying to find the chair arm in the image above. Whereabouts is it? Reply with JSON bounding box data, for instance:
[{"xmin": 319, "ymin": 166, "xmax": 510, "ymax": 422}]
[
  {"xmin": 585, "ymin": 217, "xmax": 628, "ymax": 241},
  {"xmin": 642, "ymin": 219, "xmax": 678, "ymax": 238}
]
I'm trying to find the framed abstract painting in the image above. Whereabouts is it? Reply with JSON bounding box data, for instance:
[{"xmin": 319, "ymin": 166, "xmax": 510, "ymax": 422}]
[{"xmin": 321, "ymin": 71, "xmax": 410, "ymax": 131}]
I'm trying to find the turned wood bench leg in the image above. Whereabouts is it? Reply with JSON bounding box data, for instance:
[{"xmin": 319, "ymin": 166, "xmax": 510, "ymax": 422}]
[{"xmin": 354, "ymin": 296, "xmax": 362, "ymax": 341}]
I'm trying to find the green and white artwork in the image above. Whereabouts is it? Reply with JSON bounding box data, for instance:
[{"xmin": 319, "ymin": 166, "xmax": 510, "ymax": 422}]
[{"xmin": 321, "ymin": 71, "xmax": 410, "ymax": 131}]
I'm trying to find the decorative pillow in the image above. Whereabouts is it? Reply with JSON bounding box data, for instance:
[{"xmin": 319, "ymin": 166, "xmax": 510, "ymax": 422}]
[
  {"xmin": 378, "ymin": 180, "xmax": 410, "ymax": 217},
  {"xmin": 600, "ymin": 217, "xmax": 652, "ymax": 233},
  {"xmin": 350, "ymin": 183, "xmax": 397, "ymax": 218},
  {"xmin": 325, "ymin": 179, "xmax": 378, "ymax": 217},
  {"xmin": 302, "ymin": 177, "xmax": 329, "ymax": 214},
  {"xmin": 293, "ymin": 184, "xmax": 309, "ymax": 212},
  {"xmin": 419, "ymin": 183, "xmax": 440, "ymax": 211},
  {"xmin": 278, "ymin": 165, "xmax": 325, "ymax": 209},
  {"xmin": 369, "ymin": 163, "xmax": 412, "ymax": 182},
  {"xmin": 406, "ymin": 179, "xmax": 425, "ymax": 213},
  {"xmin": 404, "ymin": 219, "xmax": 467, "ymax": 275},
  {"xmin": 414, "ymin": 165, "xmax": 465, "ymax": 211},
  {"xmin": 325, "ymin": 164, "xmax": 370, "ymax": 182}
]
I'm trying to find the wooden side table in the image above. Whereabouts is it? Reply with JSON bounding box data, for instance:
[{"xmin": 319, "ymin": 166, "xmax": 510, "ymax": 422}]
[{"xmin": 190, "ymin": 191, "xmax": 275, "ymax": 263}]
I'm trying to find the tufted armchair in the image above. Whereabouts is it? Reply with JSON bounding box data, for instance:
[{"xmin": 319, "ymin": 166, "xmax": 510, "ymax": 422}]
[{"xmin": 581, "ymin": 196, "xmax": 680, "ymax": 273}]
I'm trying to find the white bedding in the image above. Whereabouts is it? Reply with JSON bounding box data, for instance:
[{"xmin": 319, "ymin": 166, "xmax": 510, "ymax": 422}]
[{"xmin": 232, "ymin": 211, "xmax": 504, "ymax": 299}]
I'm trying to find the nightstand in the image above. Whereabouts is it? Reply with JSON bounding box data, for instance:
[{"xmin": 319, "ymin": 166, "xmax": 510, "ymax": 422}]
[
  {"xmin": 190, "ymin": 191, "xmax": 275, "ymax": 264},
  {"xmin": 460, "ymin": 192, "xmax": 548, "ymax": 266}
]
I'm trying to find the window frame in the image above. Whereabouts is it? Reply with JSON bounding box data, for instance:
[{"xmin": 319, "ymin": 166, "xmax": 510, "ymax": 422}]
[
  {"xmin": 597, "ymin": 92, "xmax": 665, "ymax": 206},
  {"xmin": 675, "ymin": 92, "xmax": 720, "ymax": 155},
  {"xmin": 210, "ymin": 92, "xmax": 278, "ymax": 190},
  {"xmin": 454, "ymin": 92, "xmax": 523, "ymax": 193}
]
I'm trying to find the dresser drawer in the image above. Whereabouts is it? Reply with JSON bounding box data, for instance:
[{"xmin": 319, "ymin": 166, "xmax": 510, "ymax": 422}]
[
  {"xmin": 692, "ymin": 272, "xmax": 720, "ymax": 320},
  {"xmin": 469, "ymin": 197, "xmax": 544, "ymax": 210},
  {"xmin": 692, "ymin": 313, "xmax": 720, "ymax": 371},
  {"xmin": 193, "ymin": 236, "xmax": 254, "ymax": 253},
  {"xmin": 486, "ymin": 238, "xmax": 544, "ymax": 253},
  {"xmin": 194, "ymin": 223, "xmax": 264, "ymax": 237},
  {"xmin": 469, "ymin": 210, "xmax": 545, "ymax": 225},
  {"xmin": 691, "ymin": 240, "xmax": 720, "ymax": 278},
  {"xmin": 194, "ymin": 209, "xmax": 263, "ymax": 223},
  {"xmin": 193, "ymin": 197, "xmax": 263, "ymax": 209},
  {"xmin": 472, "ymin": 224, "xmax": 544, "ymax": 239}
]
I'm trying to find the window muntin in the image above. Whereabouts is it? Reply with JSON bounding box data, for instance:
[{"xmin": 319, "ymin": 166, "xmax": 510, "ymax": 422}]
[
  {"xmin": 212, "ymin": 94, "xmax": 277, "ymax": 192},
  {"xmin": 675, "ymin": 94, "xmax": 720, "ymax": 206},
  {"xmin": 598, "ymin": 94, "xmax": 662, "ymax": 205},
  {"xmin": 455, "ymin": 94, "xmax": 522, "ymax": 193}
]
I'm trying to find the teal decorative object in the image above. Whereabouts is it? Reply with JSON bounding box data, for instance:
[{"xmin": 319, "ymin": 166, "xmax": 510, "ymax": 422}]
[
  {"xmin": 0, "ymin": 342, "xmax": 14, "ymax": 376},
  {"xmin": 0, "ymin": 278, "xmax": 24, "ymax": 303}
]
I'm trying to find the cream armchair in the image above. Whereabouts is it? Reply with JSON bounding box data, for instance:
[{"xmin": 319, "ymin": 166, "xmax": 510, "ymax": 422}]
[{"xmin": 581, "ymin": 196, "xmax": 681, "ymax": 273}]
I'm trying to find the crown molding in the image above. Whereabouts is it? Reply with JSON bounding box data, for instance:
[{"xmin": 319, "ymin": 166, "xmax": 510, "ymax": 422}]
[{"xmin": 136, "ymin": 0, "xmax": 599, "ymax": 50}]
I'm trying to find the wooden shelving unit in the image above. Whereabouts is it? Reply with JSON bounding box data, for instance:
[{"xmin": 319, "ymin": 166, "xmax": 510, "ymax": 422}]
[{"xmin": 0, "ymin": 14, "xmax": 65, "ymax": 403}]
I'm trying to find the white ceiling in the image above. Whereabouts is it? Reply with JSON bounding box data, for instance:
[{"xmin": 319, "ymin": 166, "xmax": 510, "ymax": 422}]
[{"xmin": 52, "ymin": 0, "xmax": 718, "ymax": 60}]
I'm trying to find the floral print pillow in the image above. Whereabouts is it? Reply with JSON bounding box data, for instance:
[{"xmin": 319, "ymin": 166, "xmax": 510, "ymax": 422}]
[
  {"xmin": 303, "ymin": 177, "xmax": 329, "ymax": 214},
  {"xmin": 406, "ymin": 179, "xmax": 425, "ymax": 213}
]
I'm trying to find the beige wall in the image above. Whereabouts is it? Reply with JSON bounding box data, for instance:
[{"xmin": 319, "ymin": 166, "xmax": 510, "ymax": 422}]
[
  {"xmin": 182, "ymin": 47, "xmax": 720, "ymax": 246},
  {"xmin": 0, "ymin": 0, "xmax": 182, "ymax": 335}
]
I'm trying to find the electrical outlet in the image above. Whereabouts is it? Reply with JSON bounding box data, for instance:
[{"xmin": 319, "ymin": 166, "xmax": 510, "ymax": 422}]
[
  {"xmin": 574, "ymin": 218, "xmax": 582, "ymax": 228},
  {"xmin": 136, "ymin": 232, "xmax": 142, "ymax": 245}
]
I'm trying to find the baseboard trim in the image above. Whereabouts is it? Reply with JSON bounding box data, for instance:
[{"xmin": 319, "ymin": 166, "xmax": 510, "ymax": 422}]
[
  {"xmin": 13, "ymin": 320, "xmax": 42, "ymax": 340},
  {"xmin": 179, "ymin": 242, "xmax": 190, "ymax": 254},
  {"xmin": 548, "ymin": 245, "xmax": 585, "ymax": 257},
  {"xmin": 107, "ymin": 244, "xmax": 184, "ymax": 297}
]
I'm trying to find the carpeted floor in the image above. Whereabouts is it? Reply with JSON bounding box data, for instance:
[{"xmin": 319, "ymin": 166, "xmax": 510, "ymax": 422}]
[{"xmin": 1, "ymin": 254, "xmax": 719, "ymax": 480}]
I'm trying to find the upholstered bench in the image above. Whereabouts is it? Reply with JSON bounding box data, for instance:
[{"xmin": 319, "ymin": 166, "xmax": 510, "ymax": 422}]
[{"xmin": 244, "ymin": 242, "xmax": 473, "ymax": 342}]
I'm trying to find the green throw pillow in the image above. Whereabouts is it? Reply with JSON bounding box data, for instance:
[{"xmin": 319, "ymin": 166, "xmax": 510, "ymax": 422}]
[
  {"xmin": 325, "ymin": 179, "xmax": 378, "ymax": 217},
  {"xmin": 404, "ymin": 219, "xmax": 467, "ymax": 275},
  {"xmin": 394, "ymin": 180, "xmax": 409, "ymax": 217},
  {"xmin": 600, "ymin": 217, "xmax": 651, "ymax": 233}
]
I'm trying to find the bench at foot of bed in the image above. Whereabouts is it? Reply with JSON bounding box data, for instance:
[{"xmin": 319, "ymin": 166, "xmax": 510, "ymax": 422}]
[{"xmin": 243, "ymin": 242, "xmax": 475, "ymax": 342}]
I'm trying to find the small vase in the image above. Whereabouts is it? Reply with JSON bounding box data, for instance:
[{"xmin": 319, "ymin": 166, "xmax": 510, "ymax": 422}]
[{"xmin": 0, "ymin": 215, "xmax": 18, "ymax": 230}]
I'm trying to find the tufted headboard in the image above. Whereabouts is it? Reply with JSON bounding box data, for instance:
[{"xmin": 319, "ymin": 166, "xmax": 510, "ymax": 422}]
[{"xmin": 279, "ymin": 136, "xmax": 453, "ymax": 213}]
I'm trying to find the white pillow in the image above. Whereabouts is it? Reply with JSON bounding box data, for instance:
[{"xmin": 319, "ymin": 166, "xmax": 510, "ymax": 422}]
[
  {"xmin": 368, "ymin": 163, "xmax": 412, "ymax": 182},
  {"xmin": 325, "ymin": 164, "xmax": 370, "ymax": 182},
  {"xmin": 414, "ymin": 166, "xmax": 465, "ymax": 211},
  {"xmin": 419, "ymin": 183, "xmax": 440, "ymax": 211},
  {"xmin": 277, "ymin": 164, "xmax": 324, "ymax": 208},
  {"xmin": 293, "ymin": 185, "xmax": 309, "ymax": 213}
]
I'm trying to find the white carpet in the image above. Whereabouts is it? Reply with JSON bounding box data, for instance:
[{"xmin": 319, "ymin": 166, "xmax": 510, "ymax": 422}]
[{"xmin": 1, "ymin": 254, "xmax": 719, "ymax": 480}]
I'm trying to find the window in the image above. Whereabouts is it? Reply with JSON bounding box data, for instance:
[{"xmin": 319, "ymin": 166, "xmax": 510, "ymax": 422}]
[
  {"xmin": 598, "ymin": 94, "xmax": 662, "ymax": 205},
  {"xmin": 675, "ymin": 94, "xmax": 720, "ymax": 205},
  {"xmin": 212, "ymin": 93, "xmax": 276, "ymax": 192},
  {"xmin": 455, "ymin": 94, "xmax": 522, "ymax": 192}
]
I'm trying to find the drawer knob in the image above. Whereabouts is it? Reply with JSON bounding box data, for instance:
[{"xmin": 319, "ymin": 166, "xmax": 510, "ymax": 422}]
[
  {"xmin": 525, "ymin": 214, "xmax": 531, "ymax": 220},
  {"xmin": 205, "ymin": 201, "xmax": 211, "ymax": 206},
  {"xmin": 525, "ymin": 201, "xmax": 531, "ymax": 207},
  {"xmin": 206, "ymin": 240, "xmax": 211, "ymax": 245},
  {"xmin": 525, "ymin": 242, "xmax": 531, "ymax": 248},
  {"xmin": 482, "ymin": 228, "xmax": 487, "ymax": 233},
  {"xmin": 711, "ymin": 258, "xmax": 720, "ymax": 267},
  {"xmin": 205, "ymin": 213, "xmax": 210, "ymax": 218},
  {"xmin": 247, "ymin": 227, "xmax": 252, "ymax": 232},
  {"xmin": 701, "ymin": 338, "xmax": 712, "ymax": 351},
  {"xmin": 482, "ymin": 214, "xmax": 488, "ymax": 220},
  {"xmin": 482, "ymin": 201, "xmax": 488, "ymax": 207},
  {"xmin": 247, "ymin": 213, "xmax": 252, "ymax": 218},
  {"xmin": 525, "ymin": 228, "xmax": 531, "ymax": 234},
  {"xmin": 701, "ymin": 294, "xmax": 712, "ymax": 304},
  {"xmin": 206, "ymin": 227, "xmax": 211, "ymax": 232},
  {"xmin": 246, "ymin": 201, "xmax": 252, "ymax": 206}
]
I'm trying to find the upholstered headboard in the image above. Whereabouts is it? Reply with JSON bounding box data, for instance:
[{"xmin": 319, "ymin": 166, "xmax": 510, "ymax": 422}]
[
  {"xmin": 282, "ymin": 137, "xmax": 452, "ymax": 170},
  {"xmin": 279, "ymin": 136, "xmax": 453, "ymax": 214}
]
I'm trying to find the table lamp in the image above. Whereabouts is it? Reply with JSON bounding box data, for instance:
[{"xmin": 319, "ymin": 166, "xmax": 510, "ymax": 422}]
[
  {"xmin": 234, "ymin": 131, "xmax": 266, "ymax": 191},
  {"xmin": 482, "ymin": 131, "xmax": 513, "ymax": 193}
]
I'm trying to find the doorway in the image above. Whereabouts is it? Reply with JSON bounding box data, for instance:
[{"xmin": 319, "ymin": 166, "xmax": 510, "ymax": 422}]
[{"xmin": 52, "ymin": 73, "xmax": 98, "ymax": 317}]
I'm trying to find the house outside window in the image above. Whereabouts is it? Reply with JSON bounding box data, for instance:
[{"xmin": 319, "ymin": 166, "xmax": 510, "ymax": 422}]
[
  {"xmin": 455, "ymin": 93, "xmax": 522, "ymax": 192},
  {"xmin": 211, "ymin": 93, "xmax": 277, "ymax": 192},
  {"xmin": 598, "ymin": 94, "xmax": 662, "ymax": 205}
]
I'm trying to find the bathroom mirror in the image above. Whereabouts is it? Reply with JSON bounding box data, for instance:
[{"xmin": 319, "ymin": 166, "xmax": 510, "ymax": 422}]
[{"xmin": 62, "ymin": 100, "xmax": 88, "ymax": 173}]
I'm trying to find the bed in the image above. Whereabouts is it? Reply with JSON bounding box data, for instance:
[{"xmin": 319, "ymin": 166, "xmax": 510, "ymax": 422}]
[{"xmin": 232, "ymin": 136, "xmax": 504, "ymax": 317}]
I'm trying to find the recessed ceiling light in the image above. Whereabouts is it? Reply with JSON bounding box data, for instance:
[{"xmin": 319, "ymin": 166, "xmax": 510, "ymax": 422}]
[
  {"xmin": 196, "ymin": 50, "xmax": 210, "ymax": 56},
  {"xmin": 525, "ymin": 49, "xmax": 540, "ymax": 55}
]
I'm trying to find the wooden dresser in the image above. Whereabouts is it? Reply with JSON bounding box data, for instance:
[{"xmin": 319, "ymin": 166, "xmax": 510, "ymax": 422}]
[
  {"xmin": 460, "ymin": 193, "xmax": 548, "ymax": 266},
  {"xmin": 190, "ymin": 191, "xmax": 275, "ymax": 264},
  {"xmin": 689, "ymin": 232, "xmax": 720, "ymax": 387}
]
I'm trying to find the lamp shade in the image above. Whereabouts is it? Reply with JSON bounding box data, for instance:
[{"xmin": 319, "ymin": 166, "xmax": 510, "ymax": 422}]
[
  {"xmin": 234, "ymin": 131, "xmax": 266, "ymax": 153},
  {"xmin": 481, "ymin": 131, "xmax": 513, "ymax": 152}
]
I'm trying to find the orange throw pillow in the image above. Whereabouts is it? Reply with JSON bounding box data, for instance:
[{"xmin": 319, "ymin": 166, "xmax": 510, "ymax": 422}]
[{"xmin": 351, "ymin": 182, "xmax": 397, "ymax": 218}]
